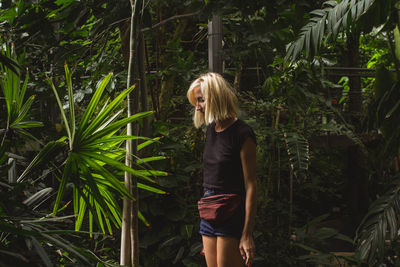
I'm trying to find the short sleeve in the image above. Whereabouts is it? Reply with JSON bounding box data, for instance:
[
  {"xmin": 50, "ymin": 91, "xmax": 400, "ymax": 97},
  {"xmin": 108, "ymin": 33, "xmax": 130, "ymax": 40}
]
[{"xmin": 238, "ymin": 123, "xmax": 257, "ymax": 149}]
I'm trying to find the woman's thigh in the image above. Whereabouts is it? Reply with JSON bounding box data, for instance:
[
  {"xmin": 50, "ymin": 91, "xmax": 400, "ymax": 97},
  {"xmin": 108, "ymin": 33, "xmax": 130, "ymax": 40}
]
[
  {"xmin": 202, "ymin": 235, "xmax": 217, "ymax": 267},
  {"xmin": 217, "ymin": 236, "xmax": 243, "ymax": 267}
]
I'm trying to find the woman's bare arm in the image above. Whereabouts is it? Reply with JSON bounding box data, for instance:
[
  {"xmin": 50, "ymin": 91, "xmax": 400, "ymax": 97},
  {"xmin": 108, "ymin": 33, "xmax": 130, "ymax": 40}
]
[{"xmin": 239, "ymin": 137, "xmax": 257, "ymax": 266}]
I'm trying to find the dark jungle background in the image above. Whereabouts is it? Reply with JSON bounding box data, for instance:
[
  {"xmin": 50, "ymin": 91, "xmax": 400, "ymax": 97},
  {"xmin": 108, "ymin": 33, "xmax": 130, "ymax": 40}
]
[{"xmin": 1, "ymin": 0, "xmax": 400, "ymax": 266}]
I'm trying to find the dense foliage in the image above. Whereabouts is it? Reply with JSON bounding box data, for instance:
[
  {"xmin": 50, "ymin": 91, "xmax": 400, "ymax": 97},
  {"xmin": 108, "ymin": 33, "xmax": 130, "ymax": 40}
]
[{"xmin": 1, "ymin": 0, "xmax": 400, "ymax": 266}]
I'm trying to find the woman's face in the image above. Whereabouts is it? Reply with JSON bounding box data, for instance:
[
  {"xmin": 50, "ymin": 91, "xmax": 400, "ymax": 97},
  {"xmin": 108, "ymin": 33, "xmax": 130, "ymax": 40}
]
[{"xmin": 194, "ymin": 86, "xmax": 205, "ymax": 113}]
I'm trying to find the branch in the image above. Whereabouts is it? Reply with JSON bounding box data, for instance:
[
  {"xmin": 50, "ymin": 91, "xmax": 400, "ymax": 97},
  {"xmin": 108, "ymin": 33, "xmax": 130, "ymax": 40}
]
[{"xmin": 140, "ymin": 11, "xmax": 200, "ymax": 33}]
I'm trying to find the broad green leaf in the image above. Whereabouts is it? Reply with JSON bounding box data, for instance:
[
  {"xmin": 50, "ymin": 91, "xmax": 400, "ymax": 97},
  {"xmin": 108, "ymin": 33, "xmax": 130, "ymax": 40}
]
[
  {"xmin": 11, "ymin": 121, "xmax": 44, "ymax": 128},
  {"xmin": 18, "ymin": 71, "xmax": 29, "ymax": 111},
  {"xmin": 53, "ymin": 156, "xmax": 74, "ymax": 215},
  {"xmin": 80, "ymin": 151, "xmax": 156, "ymax": 183},
  {"xmin": 81, "ymin": 136, "xmax": 150, "ymax": 149},
  {"xmin": 80, "ymin": 162, "xmax": 109, "ymax": 206},
  {"xmin": 79, "ymin": 154, "xmax": 135, "ymax": 196},
  {"xmin": 351, "ymin": 2, "xmax": 356, "ymax": 19},
  {"xmin": 76, "ymin": 73, "xmax": 113, "ymax": 137},
  {"xmin": 356, "ymin": 1, "xmax": 364, "ymax": 17},
  {"xmin": 394, "ymin": 26, "xmax": 400, "ymax": 62},
  {"xmin": 292, "ymin": 35, "xmax": 304, "ymax": 62},
  {"xmin": 138, "ymin": 182, "xmax": 166, "ymax": 194},
  {"xmin": 47, "ymin": 77, "xmax": 72, "ymax": 147},
  {"xmin": 137, "ymin": 137, "xmax": 160, "ymax": 151},
  {"xmin": 73, "ymin": 186, "xmax": 79, "ymax": 218},
  {"xmin": 323, "ymin": 0, "xmax": 338, "ymax": 8},
  {"xmin": 81, "ymin": 85, "xmax": 136, "ymax": 139},
  {"xmin": 75, "ymin": 192, "xmax": 87, "ymax": 231},
  {"xmin": 311, "ymin": 20, "xmax": 320, "ymax": 55},
  {"xmin": 100, "ymin": 188, "xmax": 122, "ymax": 227},
  {"xmin": 104, "ymin": 214, "xmax": 113, "ymax": 235},
  {"xmin": 93, "ymin": 109, "xmax": 124, "ymax": 134},
  {"xmin": 18, "ymin": 137, "xmax": 67, "ymax": 182},
  {"xmin": 94, "ymin": 198, "xmax": 105, "ymax": 234},
  {"xmin": 89, "ymin": 195, "xmax": 94, "ymax": 236},
  {"xmin": 83, "ymin": 111, "xmax": 153, "ymax": 145},
  {"xmin": 136, "ymin": 156, "xmax": 167, "ymax": 164},
  {"xmin": 310, "ymin": 9, "xmax": 325, "ymax": 17},
  {"xmin": 138, "ymin": 210, "xmax": 150, "ymax": 227},
  {"xmin": 305, "ymin": 28, "xmax": 311, "ymax": 58},
  {"xmin": 11, "ymin": 95, "xmax": 35, "ymax": 126}
]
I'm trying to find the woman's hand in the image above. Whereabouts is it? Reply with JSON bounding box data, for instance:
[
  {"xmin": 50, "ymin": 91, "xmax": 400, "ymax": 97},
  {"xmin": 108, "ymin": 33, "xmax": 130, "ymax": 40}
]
[{"xmin": 239, "ymin": 234, "xmax": 255, "ymax": 267}]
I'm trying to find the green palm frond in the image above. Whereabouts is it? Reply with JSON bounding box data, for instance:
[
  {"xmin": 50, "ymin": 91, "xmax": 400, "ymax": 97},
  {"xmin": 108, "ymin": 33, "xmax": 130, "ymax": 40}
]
[
  {"xmin": 285, "ymin": 0, "xmax": 376, "ymax": 62},
  {"xmin": 355, "ymin": 176, "xmax": 400, "ymax": 263},
  {"xmin": 0, "ymin": 42, "xmax": 43, "ymax": 146},
  {"xmin": 283, "ymin": 132, "xmax": 310, "ymax": 179},
  {"xmin": 22, "ymin": 65, "xmax": 167, "ymax": 234}
]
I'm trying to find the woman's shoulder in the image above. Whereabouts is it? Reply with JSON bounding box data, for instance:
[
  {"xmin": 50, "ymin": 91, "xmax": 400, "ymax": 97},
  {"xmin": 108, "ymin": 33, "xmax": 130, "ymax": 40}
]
[
  {"xmin": 235, "ymin": 119, "xmax": 254, "ymax": 132},
  {"xmin": 235, "ymin": 119, "xmax": 257, "ymax": 146}
]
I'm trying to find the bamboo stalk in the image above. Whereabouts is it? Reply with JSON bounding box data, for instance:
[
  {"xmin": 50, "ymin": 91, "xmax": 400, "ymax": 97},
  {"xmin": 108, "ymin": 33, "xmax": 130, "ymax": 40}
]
[{"xmin": 121, "ymin": 0, "xmax": 140, "ymax": 266}]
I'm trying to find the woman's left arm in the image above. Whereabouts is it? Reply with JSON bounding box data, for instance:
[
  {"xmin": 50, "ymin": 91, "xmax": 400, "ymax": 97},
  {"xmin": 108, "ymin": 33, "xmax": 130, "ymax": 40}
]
[{"xmin": 239, "ymin": 137, "xmax": 257, "ymax": 267}]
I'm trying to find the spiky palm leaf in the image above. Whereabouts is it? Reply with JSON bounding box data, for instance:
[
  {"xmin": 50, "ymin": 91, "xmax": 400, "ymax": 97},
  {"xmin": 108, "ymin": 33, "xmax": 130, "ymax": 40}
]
[
  {"xmin": 355, "ymin": 175, "xmax": 400, "ymax": 263},
  {"xmin": 0, "ymin": 178, "xmax": 114, "ymax": 266},
  {"xmin": 285, "ymin": 0, "xmax": 376, "ymax": 62},
  {"xmin": 0, "ymin": 42, "xmax": 43, "ymax": 146},
  {"xmin": 18, "ymin": 65, "xmax": 167, "ymax": 234}
]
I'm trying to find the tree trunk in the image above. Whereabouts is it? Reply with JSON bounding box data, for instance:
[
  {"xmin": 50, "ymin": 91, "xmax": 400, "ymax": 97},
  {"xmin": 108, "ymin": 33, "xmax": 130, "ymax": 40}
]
[
  {"xmin": 208, "ymin": 15, "xmax": 223, "ymax": 74},
  {"xmin": 346, "ymin": 31, "xmax": 362, "ymax": 127},
  {"xmin": 121, "ymin": 0, "xmax": 141, "ymax": 266},
  {"xmin": 345, "ymin": 30, "xmax": 369, "ymax": 233}
]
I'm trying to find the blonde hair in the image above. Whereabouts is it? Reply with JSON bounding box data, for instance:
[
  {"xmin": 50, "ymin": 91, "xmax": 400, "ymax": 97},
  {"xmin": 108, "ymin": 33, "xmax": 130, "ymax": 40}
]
[{"xmin": 187, "ymin": 72, "xmax": 239, "ymax": 128}]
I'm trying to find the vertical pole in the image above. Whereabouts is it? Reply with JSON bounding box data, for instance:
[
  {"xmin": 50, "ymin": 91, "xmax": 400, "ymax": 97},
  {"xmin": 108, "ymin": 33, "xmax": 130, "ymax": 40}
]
[
  {"xmin": 346, "ymin": 31, "xmax": 362, "ymax": 126},
  {"xmin": 121, "ymin": 0, "xmax": 140, "ymax": 266},
  {"xmin": 208, "ymin": 15, "xmax": 223, "ymax": 74}
]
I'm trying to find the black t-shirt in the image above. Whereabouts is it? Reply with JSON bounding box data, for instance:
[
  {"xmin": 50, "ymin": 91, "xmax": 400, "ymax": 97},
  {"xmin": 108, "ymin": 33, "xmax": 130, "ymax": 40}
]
[{"xmin": 202, "ymin": 119, "xmax": 257, "ymax": 195}]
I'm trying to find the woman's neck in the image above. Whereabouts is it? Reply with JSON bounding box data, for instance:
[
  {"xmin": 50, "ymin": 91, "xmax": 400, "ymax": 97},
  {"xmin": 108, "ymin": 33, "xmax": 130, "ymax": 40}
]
[{"xmin": 215, "ymin": 117, "xmax": 237, "ymax": 132}]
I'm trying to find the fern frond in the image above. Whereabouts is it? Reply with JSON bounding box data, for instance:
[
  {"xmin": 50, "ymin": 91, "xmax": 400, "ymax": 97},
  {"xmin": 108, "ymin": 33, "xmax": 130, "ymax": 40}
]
[
  {"xmin": 321, "ymin": 120, "xmax": 367, "ymax": 154},
  {"xmin": 283, "ymin": 132, "xmax": 310, "ymax": 180},
  {"xmin": 355, "ymin": 176, "xmax": 400, "ymax": 263},
  {"xmin": 285, "ymin": 0, "xmax": 376, "ymax": 62}
]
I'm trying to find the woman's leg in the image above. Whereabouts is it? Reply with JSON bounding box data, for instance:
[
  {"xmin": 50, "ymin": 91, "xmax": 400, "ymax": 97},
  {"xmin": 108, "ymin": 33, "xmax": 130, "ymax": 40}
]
[
  {"xmin": 202, "ymin": 235, "xmax": 217, "ymax": 267},
  {"xmin": 217, "ymin": 236, "xmax": 244, "ymax": 267}
]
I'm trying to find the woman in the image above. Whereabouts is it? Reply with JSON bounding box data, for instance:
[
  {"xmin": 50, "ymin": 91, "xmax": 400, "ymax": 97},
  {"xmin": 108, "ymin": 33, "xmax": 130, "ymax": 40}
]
[{"xmin": 187, "ymin": 72, "xmax": 257, "ymax": 267}]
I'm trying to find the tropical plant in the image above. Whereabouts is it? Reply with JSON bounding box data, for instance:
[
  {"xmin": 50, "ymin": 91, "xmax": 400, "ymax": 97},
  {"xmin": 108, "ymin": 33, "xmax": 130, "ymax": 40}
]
[
  {"xmin": 285, "ymin": 0, "xmax": 386, "ymax": 62},
  {"xmin": 293, "ymin": 214, "xmax": 359, "ymax": 266},
  {"xmin": 283, "ymin": 132, "xmax": 310, "ymax": 180},
  {"xmin": 0, "ymin": 42, "xmax": 43, "ymax": 153},
  {"xmin": 0, "ymin": 181, "xmax": 114, "ymax": 266},
  {"xmin": 18, "ymin": 64, "xmax": 167, "ymax": 236},
  {"xmin": 0, "ymin": 52, "xmax": 20, "ymax": 74},
  {"xmin": 355, "ymin": 175, "xmax": 400, "ymax": 263}
]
